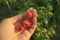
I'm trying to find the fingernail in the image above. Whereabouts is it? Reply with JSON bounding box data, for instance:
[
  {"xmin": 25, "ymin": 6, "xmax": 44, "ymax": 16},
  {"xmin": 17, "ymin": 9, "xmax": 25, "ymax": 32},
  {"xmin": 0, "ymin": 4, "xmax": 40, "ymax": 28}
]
[{"xmin": 29, "ymin": 7, "xmax": 33, "ymax": 10}]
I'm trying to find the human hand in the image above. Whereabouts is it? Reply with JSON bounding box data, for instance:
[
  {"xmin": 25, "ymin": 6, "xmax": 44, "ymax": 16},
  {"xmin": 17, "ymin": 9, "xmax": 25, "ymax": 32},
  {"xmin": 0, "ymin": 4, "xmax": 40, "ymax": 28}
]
[{"xmin": 0, "ymin": 8, "xmax": 37, "ymax": 40}]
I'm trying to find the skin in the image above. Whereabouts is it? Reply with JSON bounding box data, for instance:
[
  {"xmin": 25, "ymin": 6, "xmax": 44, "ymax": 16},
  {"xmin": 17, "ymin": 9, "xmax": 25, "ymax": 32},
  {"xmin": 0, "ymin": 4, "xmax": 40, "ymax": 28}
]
[{"xmin": 0, "ymin": 8, "xmax": 37, "ymax": 40}]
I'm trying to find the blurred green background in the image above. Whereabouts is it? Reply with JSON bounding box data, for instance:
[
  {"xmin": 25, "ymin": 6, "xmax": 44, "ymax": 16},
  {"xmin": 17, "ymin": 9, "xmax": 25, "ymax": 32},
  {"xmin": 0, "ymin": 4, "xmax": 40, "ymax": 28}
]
[{"xmin": 0, "ymin": 0, "xmax": 60, "ymax": 40}]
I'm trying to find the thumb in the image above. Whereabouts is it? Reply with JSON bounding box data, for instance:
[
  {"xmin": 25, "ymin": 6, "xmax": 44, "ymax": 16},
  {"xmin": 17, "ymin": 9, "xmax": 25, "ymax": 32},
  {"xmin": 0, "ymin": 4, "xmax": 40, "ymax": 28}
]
[{"xmin": 3, "ymin": 14, "xmax": 23, "ymax": 24}]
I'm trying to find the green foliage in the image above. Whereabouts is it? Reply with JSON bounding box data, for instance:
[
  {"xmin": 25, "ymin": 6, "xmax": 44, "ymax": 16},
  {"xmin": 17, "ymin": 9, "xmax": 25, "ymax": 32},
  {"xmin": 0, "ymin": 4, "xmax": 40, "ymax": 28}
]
[{"xmin": 0, "ymin": 0, "xmax": 59, "ymax": 40}]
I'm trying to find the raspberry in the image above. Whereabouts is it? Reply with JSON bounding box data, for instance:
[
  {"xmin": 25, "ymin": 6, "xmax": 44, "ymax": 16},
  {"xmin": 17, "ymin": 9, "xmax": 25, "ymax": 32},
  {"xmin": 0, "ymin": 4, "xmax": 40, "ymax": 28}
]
[
  {"xmin": 15, "ymin": 23, "xmax": 24, "ymax": 31},
  {"xmin": 15, "ymin": 10, "xmax": 33, "ymax": 31},
  {"xmin": 23, "ymin": 20, "xmax": 31, "ymax": 28},
  {"xmin": 26, "ymin": 10, "xmax": 32, "ymax": 18},
  {"xmin": 19, "ymin": 26, "xmax": 24, "ymax": 31}
]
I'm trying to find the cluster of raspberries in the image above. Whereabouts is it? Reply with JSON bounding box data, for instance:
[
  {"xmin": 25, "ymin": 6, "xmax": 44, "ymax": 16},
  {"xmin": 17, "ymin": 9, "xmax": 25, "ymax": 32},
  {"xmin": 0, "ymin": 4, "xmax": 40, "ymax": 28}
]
[{"xmin": 15, "ymin": 9, "xmax": 33, "ymax": 31}]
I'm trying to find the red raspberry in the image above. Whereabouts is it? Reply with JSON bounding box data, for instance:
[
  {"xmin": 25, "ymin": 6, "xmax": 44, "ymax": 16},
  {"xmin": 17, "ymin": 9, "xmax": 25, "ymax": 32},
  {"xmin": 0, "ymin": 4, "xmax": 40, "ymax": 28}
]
[
  {"xmin": 26, "ymin": 10, "xmax": 32, "ymax": 18},
  {"xmin": 19, "ymin": 26, "xmax": 24, "ymax": 31},
  {"xmin": 15, "ymin": 23, "xmax": 24, "ymax": 31},
  {"xmin": 23, "ymin": 20, "xmax": 31, "ymax": 28}
]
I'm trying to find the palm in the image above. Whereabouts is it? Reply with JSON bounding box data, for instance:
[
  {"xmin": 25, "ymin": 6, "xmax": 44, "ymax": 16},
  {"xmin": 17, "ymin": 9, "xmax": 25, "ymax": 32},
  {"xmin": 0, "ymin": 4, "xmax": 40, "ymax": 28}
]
[
  {"xmin": 0, "ymin": 22, "xmax": 31, "ymax": 40},
  {"xmin": 0, "ymin": 22, "xmax": 18, "ymax": 40}
]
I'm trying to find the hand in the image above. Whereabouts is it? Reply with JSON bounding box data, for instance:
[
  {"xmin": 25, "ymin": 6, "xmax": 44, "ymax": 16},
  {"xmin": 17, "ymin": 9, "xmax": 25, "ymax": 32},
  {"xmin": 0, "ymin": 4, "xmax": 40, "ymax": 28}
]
[{"xmin": 0, "ymin": 8, "xmax": 37, "ymax": 40}]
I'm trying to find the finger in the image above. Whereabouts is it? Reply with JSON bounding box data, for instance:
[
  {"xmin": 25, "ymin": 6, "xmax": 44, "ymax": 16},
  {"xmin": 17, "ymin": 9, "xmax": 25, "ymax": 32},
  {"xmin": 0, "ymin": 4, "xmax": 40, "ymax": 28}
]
[
  {"xmin": 28, "ymin": 18, "xmax": 37, "ymax": 35},
  {"xmin": 4, "ymin": 14, "xmax": 23, "ymax": 24},
  {"xmin": 21, "ymin": 30, "xmax": 30, "ymax": 39},
  {"xmin": 29, "ymin": 7, "xmax": 33, "ymax": 10},
  {"xmin": 18, "ymin": 30, "xmax": 30, "ymax": 40},
  {"xmin": 28, "ymin": 8, "xmax": 37, "ymax": 18},
  {"xmin": 32, "ymin": 9, "xmax": 37, "ymax": 18},
  {"xmin": 28, "ymin": 8, "xmax": 37, "ymax": 35},
  {"xmin": 27, "ymin": 8, "xmax": 37, "ymax": 18},
  {"xmin": 16, "ymin": 32, "xmax": 20, "ymax": 35},
  {"xmin": 27, "ymin": 7, "xmax": 33, "ymax": 13}
]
